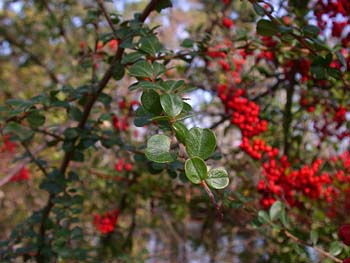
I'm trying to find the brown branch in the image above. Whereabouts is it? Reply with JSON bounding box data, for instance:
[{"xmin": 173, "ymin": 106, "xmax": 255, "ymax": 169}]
[
  {"xmin": 283, "ymin": 230, "xmax": 342, "ymax": 263},
  {"xmin": 96, "ymin": 0, "xmax": 118, "ymax": 38},
  {"xmin": 201, "ymin": 180, "xmax": 223, "ymax": 219}
]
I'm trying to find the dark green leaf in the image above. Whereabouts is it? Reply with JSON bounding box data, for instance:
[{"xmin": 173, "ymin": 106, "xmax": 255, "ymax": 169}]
[
  {"xmin": 303, "ymin": 25, "xmax": 320, "ymax": 38},
  {"xmin": 336, "ymin": 50, "xmax": 347, "ymax": 70},
  {"xmin": 128, "ymin": 60, "xmax": 153, "ymax": 79},
  {"xmin": 181, "ymin": 38, "xmax": 193, "ymax": 48},
  {"xmin": 27, "ymin": 111, "xmax": 45, "ymax": 128},
  {"xmin": 253, "ymin": 2, "xmax": 266, "ymax": 16},
  {"xmin": 139, "ymin": 35, "xmax": 163, "ymax": 56},
  {"xmin": 141, "ymin": 90, "xmax": 162, "ymax": 115},
  {"xmin": 154, "ymin": 0, "xmax": 172, "ymax": 13},
  {"xmin": 256, "ymin": 19, "xmax": 279, "ymax": 36},
  {"xmin": 112, "ymin": 62, "xmax": 125, "ymax": 80},
  {"xmin": 122, "ymin": 51, "xmax": 144, "ymax": 64},
  {"xmin": 3, "ymin": 122, "xmax": 33, "ymax": 141},
  {"xmin": 153, "ymin": 62, "xmax": 166, "ymax": 78}
]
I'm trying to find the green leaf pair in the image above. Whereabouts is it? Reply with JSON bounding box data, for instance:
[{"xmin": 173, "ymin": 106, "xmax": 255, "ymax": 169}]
[{"xmin": 185, "ymin": 157, "xmax": 229, "ymax": 189}]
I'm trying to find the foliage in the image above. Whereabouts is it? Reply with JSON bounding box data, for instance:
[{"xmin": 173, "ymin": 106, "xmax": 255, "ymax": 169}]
[{"xmin": 0, "ymin": 0, "xmax": 350, "ymax": 262}]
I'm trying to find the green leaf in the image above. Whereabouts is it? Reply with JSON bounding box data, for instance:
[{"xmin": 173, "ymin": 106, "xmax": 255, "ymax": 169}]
[
  {"xmin": 3, "ymin": 122, "xmax": 33, "ymax": 141},
  {"xmin": 257, "ymin": 210, "xmax": 270, "ymax": 224},
  {"xmin": 139, "ymin": 35, "xmax": 162, "ymax": 56},
  {"xmin": 153, "ymin": 62, "xmax": 166, "ymax": 78},
  {"xmin": 336, "ymin": 50, "xmax": 347, "ymax": 70},
  {"xmin": 69, "ymin": 107, "xmax": 83, "ymax": 121},
  {"xmin": 160, "ymin": 80, "xmax": 185, "ymax": 92},
  {"xmin": 128, "ymin": 60, "xmax": 153, "ymax": 79},
  {"xmin": 253, "ymin": 2, "xmax": 265, "ymax": 16},
  {"xmin": 27, "ymin": 111, "xmax": 45, "ymax": 128},
  {"xmin": 269, "ymin": 200, "xmax": 283, "ymax": 221},
  {"xmin": 145, "ymin": 134, "xmax": 175, "ymax": 163},
  {"xmin": 329, "ymin": 241, "xmax": 343, "ymax": 256},
  {"xmin": 310, "ymin": 229, "xmax": 318, "ymax": 245},
  {"xmin": 134, "ymin": 106, "xmax": 153, "ymax": 127},
  {"xmin": 172, "ymin": 121, "xmax": 188, "ymax": 144},
  {"xmin": 310, "ymin": 65, "xmax": 326, "ymax": 79},
  {"xmin": 303, "ymin": 25, "xmax": 320, "ymax": 38},
  {"xmin": 128, "ymin": 81, "xmax": 163, "ymax": 91},
  {"xmin": 185, "ymin": 157, "xmax": 207, "ymax": 184},
  {"xmin": 141, "ymin": 90, "xmax": 162, "ymax": 115},
  {"xmin": 154, "ymin": 0, "xmax": 172, "ymax": 13},
  {"xmin": 256, "ymin": 19, "xmax": 279, "ymax": 36},
  {"xmin": 205, "ymin": 168, "xmax": 229, "ymax": 189},
  {"xmin": 181, "ymin": 38, "xmax": 193, "ymax": 48},
  {"xmin": 185, "ymin": 127, "xmax": 216, "ymax": 160},
  {"xmin": 122, "ymin": 51, "xmax": 144, "ymax": 64},
  {"xmin": 160, "ymin": 94, "xmax": 183, "ymax": 117},
  {"xmin": 97, "ymin": 93, "xmax": 112, "ymax": 108},
  {"xmin": 112, "ymin": 62, "xmax": 125, "ymax": 80}
]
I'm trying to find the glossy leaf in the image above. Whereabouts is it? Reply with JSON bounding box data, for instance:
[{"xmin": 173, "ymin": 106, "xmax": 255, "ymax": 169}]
[
  {"xmin": 141, "ymin": 90, "xmax": 162, "ymax": 115},
  {"xmin": 160, "ymin": 94, "xmax": 183, "ymax": 117},
  {"xmin": 145, "ymin": 134, "xmax": 175, "ymax": 163},
  {"xmin": 185, "ymin": 127, "xmax": 216, "ymax": 159},
  {"xmin": 128, "ymin": 60, "xmax": 153, "ymax": 79},
  {"xmin": 205, "ymin": 168, "xmax": 229, "ymax": 189},
  {"xmin": 256, "ymin": 19, "xmax": 279, "ymax": 36},
  {"xmin": 185, "ymin": 157, "xmax": 207, "ymax": 184},
  {"xmin": 172, "ymin": 121, "xmax": 188, "ymax": 144}
]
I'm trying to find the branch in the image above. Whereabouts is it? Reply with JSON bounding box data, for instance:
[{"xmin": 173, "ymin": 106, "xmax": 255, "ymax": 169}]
[
  {"xmin": 283, "ymin": 230, "xmax": 342, "ymax": 263},
  {"xmin": 96, "ymin": 0, "xmax": 118, "ymax": 38},
  {"xmin": 201, "ymin": 180, "xmax": 223, "ymax": 219}
]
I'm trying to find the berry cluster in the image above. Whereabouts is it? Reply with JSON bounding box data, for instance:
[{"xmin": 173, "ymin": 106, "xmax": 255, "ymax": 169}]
[
  {"xmin": 93, "ymin": 209, "xmax": 119, "ymax": 234},
  {"xmin": 0, "ymin": 135, "xmax": 17, "ymax": 153},
  {"xmin": 10, "ymin": 167, "xmax": 30, "ymax": 183},
  {"xmin": 1, "ymin": 135, "xmax": 30, "ymax": 183},
  {"xmin": 112, "ymin": 99, "xmax": 139, "ymax": 132},
  {"xmin": 314, "ymin": 0, "xmax": 350, "ymax": 47},
  {"xmin": 114, "ymin": 158, "xmax": 133, "ymax": 172}
]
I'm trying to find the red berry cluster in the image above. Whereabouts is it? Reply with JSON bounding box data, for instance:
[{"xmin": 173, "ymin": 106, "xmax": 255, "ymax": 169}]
[
  {"xmin": 222, "ymin": 17, "xmax": 234, "ymax": 29},
  {"xmin": 218, "ymin": 86, "xmax": 268, "ymax": 139},
  {"xmin": 0, "ymin": 135, "xmax": 17, "ymax": 153},
  {"xmin": 112, "ymin": 99, "xmax": 139, "ymax": 132},
  {"xmin": 10, "ymin": 167, "xmax": 30, "ymax": 183},
  {"xmin": 258, "ymin": 157, "xmax": 338, "ymax": 209},
  {"xmin": 114, "ymin": 158, "xmax": 133, "ymax": 172},
  {"xmin": 314, "ymin": 0, "xmax": 350, "ymax": 46},
  {"xmin": 93, "ymin": 209, "xmax": 119, "ymax": 234},
  {"xmin": 1, "ymin": 135, "xmax": 30, "ymax": 183}
]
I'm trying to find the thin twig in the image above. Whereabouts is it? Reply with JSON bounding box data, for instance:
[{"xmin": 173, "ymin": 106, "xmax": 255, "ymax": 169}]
[
  {"xmin": 283, "ymin": 229, "xmax": 342, "ymax": 263},
  {"xmin": 96, "ymin": 0, "xmax": 118, "ymax": 38},
  {"xmin": 201, "ymin": 180, "xmax": 223, "ymax": 219}
]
